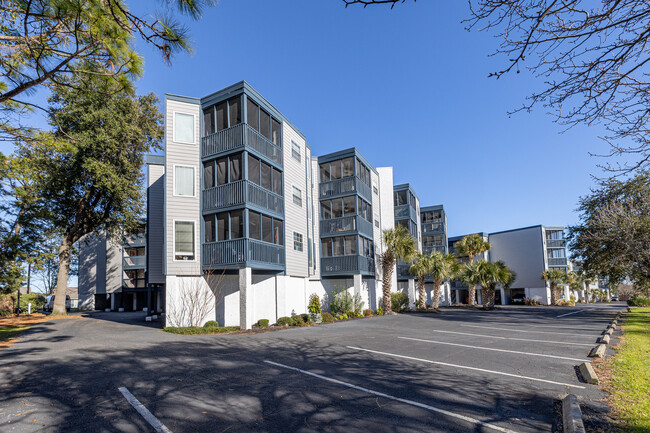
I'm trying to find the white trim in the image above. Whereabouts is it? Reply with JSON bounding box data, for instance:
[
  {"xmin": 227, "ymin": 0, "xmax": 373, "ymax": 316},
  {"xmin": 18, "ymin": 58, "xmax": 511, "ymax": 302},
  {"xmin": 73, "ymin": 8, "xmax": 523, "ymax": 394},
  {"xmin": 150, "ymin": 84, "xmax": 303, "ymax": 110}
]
[
  {"xmin": 172, "ymin": 111, "xmax": 196, "ymax": 144},
  {"xmin": 172, "ymin": 219, "xmax": 197, "ymax": 262},
  {"xmin": 172, "ymin": 164, "xmax": 197, "ymax": 198},
  {"xmin": 118, "ymin": 387, "xmax": 173, "ymax": 433}
]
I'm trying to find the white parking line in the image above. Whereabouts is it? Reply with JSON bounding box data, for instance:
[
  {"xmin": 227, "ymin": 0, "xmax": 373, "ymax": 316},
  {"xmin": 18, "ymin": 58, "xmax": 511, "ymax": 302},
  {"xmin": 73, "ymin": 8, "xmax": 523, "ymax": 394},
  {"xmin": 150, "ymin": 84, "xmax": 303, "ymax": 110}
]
[
  {"xmin": 398, "ymin": 336, "xmax": 590, "ymax": 362},
  {"xmin": 433, "ymin": 329, "xmax": 594, "ymax": 347},
  {"xmin": 556, "ymin": 310, "xmax": 585, "ymax": 318},
  {"xmin": 118, "ymin": 387, "xmax": 173, "ymax": 433},
  {"xmin": 346, "ymin": 346, "xmax": 585, "ymax": 389},
  {"xmin": 264, "ymin": 360, "xmax": 518, "ymax": 433},
  {"xmin": 461, "ymin": 324, "xmax": 594, "ymax": 337}
]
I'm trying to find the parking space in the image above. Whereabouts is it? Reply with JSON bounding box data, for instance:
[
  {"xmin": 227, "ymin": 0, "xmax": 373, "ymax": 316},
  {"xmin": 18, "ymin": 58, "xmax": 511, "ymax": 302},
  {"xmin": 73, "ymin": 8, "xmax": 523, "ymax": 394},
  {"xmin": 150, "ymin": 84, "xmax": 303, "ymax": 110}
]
[{"xmin": 0, "ymin": 303, "xmax": 625, "ymax": 432}]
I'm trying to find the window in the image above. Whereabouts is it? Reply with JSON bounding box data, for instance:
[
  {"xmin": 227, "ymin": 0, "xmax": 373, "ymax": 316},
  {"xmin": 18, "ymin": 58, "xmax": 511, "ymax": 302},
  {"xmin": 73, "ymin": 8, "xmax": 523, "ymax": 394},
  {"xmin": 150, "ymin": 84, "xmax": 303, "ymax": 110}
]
[
  {"xmin": 321, "ymin": 238, "xmax": 331, "ymax": 257},
  {"xmin": 319, "ymin": 163, "xmax": 331, "ymax": 182},
  {"xmin": 230, "ymin": 154, "xmax": 242, "ymax": 181},
  {"xmin": 217, "ymin": 213, "xmax": 227, "ymax": 241},
  {"xmin": 357, "ymin": 158, "xmax": 370, "ymax": 186},
  {"xmin": 344, "ymin": 235, "xmax": 357, "ymax": 255},
  {"xmin": 271, "ymin": 119, "xmax": 281, "ymax": 145},
  {"xmin": 174, "ymin": 166, "xmax": 195, "ymax": 197},
  {"xmin": 409, "ymin": 192, "xmax": 416, "ymax": 209},
  {"xmin": 373, "ymin": 186, "xmax": 378, "ymax": 195},
  {"xmin": 294, "ymin": 232, "xmax": 303, "ymax": 251},
  {"xmin": 229, "ymin": 97, "xmax": 241, "ymax": 127},
  {"xmin": 292, "ymin": 186, "xmax": 302, "ymax": 206},
  {"xmin": 203, "ymin": 107, "xmax": 214, "ymax": 135},
  {"xmin": 394, "ymin": 190, "xmax": 407, "ymax": 206},
  {"xmin": 272, "ymin": 167, "xmax": 282, "ymax": 195},
  {"xmin": 273, "ymin": 219, "xmax": 283, "ymax": 245},
  {"xmin": 249, "ymin": 211, "xmax": 261, "ymax": 240},
  {"xmin": 292, "ymin": 142, "xmax": 301, "ymax": 162},
  {"xmin": 375, "ymin": 219, "xmax": 379, "ymax": 228},
  {"xmin": 174, "ymin": 112, "xmax": 195, "ymax": 144},
  {"xmin": 230, "ymin": 210, "xmax": 243, "ymax": 239},
  {"xmin": 321, "ymin": 200, "xmax": 332, "ymax": 219},
  {"xmin": 174, "ymin": 221, "xmax": 195, "ymax": 260},
  {"xmin": 203, "ymin": 161, "xmax": 214, "ymax": 189},
  {"xmin": 261, "ymin": 162, "xmax": 272, "ymax": 191},
  {"xmin": 247, "ymin": 99, "xmax": 259, "ymax": 131},
  {"xmin": 217, "ymin": 157, "xmax": 227, "ymax": 185},
  {"xmin": 332, "ymin": 198, "xmax": 343, "ymax": 218},
  {"xmin": 204, "ymin": 214, "xmax": 215, "ymax": 243},
  {"xmin": 343, "ymin": 196, "xmax": 355, "ymax": 216},
  {"xmin": 216, "ymin": 102, "xmax": 227, "ymax": 131},
  {"xmin": 249, "ymin": 212, "xmax": 282, "ymax": 245},
  {"xmin": 260, "ymin": 109, "xmax": 271, "ymax": 139},
  {"xmin": 248, "ymin": 154, "xmax": 260, "ymax": 185},
  {"xmin": 331, "ymin": 160, "xmax": 342, "ymax": 179},
  {"xmin": 332, "ymin": 237, "xmax": 344, "ymax": 256},
  {"xmin": 262, "ymin": 214, "xmax": 272, "ymax": 243},
  {"xmin": 342, "ymin": 157, "xmax": 353, "ymax": 177}
]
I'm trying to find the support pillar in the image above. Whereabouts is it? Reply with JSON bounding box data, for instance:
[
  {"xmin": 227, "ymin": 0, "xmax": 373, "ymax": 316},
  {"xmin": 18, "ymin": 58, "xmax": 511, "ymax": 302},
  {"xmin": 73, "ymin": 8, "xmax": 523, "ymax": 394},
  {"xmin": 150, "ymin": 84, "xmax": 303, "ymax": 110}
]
[
  {"xmin": 499, "ymin": 287, "xmax": 506, "ymax": 305},
  {"xmin": 407, "ymin": 279, "xmax": 416, "ymax": 308},
  {"xmin": 239, "ymin": 267, "xmax": 253, "ymax": 330},
  {"xmin": 353, "ymin": 274, "xmax": 362, "ymax": 299},
  {"xmin": 564, "ymin": 286, "xmax": 570, "ymax": 301}
]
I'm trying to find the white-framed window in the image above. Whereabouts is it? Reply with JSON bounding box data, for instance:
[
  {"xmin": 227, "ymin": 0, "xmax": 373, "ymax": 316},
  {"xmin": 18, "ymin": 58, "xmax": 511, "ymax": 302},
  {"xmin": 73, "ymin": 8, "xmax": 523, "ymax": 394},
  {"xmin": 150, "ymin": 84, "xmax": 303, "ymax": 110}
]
[
  {"xmin": 293, "ymin": 232, "xmax": 303, "ymax": 252},
  {"xmin": 174, "ymin": 165, "xmax": 195, "ymax": 197},
  {"xmin": 292, "ymin": 186, "xmax": 302, "ymax": 207},
  {"xmin": 375, "ymin": 219, "xmax": 380, "ymax": 228},
  {"xmin": 291, "ymin": 141, "xmax": 301, "ymax": 162},
  {"xmin": 373, "ymin": 185, "xmax": 378, "ymax": 195},
  {"xmin": 174, "ymin": 112, "xmax": 195, "ymax": 144},
  {"xmin": 174, "ymin": 220, "xmax": 195, "ymax": 261}
]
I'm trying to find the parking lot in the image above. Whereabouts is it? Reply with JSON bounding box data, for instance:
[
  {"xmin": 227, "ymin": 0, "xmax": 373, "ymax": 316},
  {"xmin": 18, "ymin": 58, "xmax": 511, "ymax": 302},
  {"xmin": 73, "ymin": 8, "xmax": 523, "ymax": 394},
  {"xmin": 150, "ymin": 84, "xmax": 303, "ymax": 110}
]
[{"xmin": 0, "ymin": 303, "xmax": 624, "ymax": 432}]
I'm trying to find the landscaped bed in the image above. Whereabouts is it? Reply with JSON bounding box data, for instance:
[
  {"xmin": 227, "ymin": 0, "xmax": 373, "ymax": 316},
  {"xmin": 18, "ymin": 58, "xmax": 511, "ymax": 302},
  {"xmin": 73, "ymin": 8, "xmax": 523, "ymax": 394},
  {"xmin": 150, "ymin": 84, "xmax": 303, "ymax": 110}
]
[{"xmin": 596, "ymin": 308, "xmax": 650, "ymax": 432}]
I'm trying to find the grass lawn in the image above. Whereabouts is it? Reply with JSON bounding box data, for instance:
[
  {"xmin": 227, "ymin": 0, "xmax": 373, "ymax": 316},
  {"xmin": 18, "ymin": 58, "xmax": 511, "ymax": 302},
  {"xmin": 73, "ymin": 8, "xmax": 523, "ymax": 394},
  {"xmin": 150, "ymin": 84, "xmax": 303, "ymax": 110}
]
[
  {"xmin": 0, "ymin": 325, "xmax": 30, "ymax": 345},
  {"xmin": 601, "ymin": 309, "xmax": 650, "ymax": 432}
]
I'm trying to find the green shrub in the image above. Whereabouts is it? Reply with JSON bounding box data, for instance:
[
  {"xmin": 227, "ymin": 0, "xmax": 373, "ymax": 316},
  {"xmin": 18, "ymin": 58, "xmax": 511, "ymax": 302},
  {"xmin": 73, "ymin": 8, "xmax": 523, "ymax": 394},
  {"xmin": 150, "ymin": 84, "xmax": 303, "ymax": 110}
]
[
  {"xmin": 628, "ymin": 295, "xmax": 650, "ymax": 307},
  {"xmin": 0, "ymin": 310, "xmax": 11, "ymax": 317},
  {"xmin": 375, "ymin": 307, "xmax": 383, "ymax": 316},
  {"xmin": 292, "ymin": 315, "xmax": 305, "ymax": 326},
  {"xmin": 330, "ymin": 287, "xmax": 364, "ymax": 316},
  {"xmin": 300, "ymin": 313, "xmax": 310, "ymax": 323},
  {"xmin": 163, "ymin": 326, "xmax": 239, "ymax": 334},
  {"xmin": 363, "ymin": 309, "xmax": 373, "ymax": 317},
  {"xmin": 391, "ymin": 292, "xmax": 409, "ymax": 313},
  {"xmin": 321, "ymin": 312, "xmax": 334, "ymax": 322},
  {"xmin": 18, "ymin": 294, "xmax": 46, "ymax": 314},
  {"xmin": 308, "ymin": 293, "xmax": 321, "ymax": 315},
  {"xmin": 203, "ymin": 320, "xmax": 219, "ymax": 328},
  {"xmin": 337, "ymin": 313, "xmax": 348, "ymax": 320},
  {"xmin": 277, "ymin": 316, "xmax": 292, "ymax": 326},
  {"xmin": 256, "ymin": 319, "xmax": 269, "ymax": 328}
]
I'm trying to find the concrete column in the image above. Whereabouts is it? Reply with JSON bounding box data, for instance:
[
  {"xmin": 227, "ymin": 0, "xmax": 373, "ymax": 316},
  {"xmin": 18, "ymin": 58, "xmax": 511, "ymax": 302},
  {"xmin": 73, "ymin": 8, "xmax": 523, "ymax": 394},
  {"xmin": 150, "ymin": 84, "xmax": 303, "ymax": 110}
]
[
  {"xmin": 407, "ymin": 279, "xmax": 416, "ymax": 307},
  {"xmin": 443, "ymin": 282, "xmax": 451, "ymax": 306},
  {"xmin": 353, "ymin": 274, "xmax": 362, "ymax": 298},
  {"xmin": 499, "ymin": 287, "xmax": 506, "ymax": 305},
  {"xmin": 239, "ymin": 267, "xmax": 253, "ymax": 330},
  {"xmin": 564, "ymin": 286, "xmax": 570, "ymax": 301},
  {"xmin": 275, "ymin": 275, "xmax": 286, "ymax": 321}
]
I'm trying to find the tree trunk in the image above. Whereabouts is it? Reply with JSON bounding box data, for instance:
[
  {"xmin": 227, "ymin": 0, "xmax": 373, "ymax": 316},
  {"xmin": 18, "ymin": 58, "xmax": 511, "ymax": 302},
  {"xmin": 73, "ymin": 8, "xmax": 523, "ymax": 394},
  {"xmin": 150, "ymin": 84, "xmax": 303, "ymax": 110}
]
[
  {"xmin": 550, "ymin": 283, "xmax": 557, "ymax": 305},
  {"xmin": 417, "ymin": 276, "xmax": 426, "ymax": 309},
  {"xmin": 482, "ymin": 287, "xmax": 489, "ymax": 308},
  {"xmin": 382, "ymin": 255, "xmax": 394, "ymax": 314},
  {"xmin": 52, "ymin": 236, "xmax": 72, "ymax": 315},
  {"xmin": 488, "ymin": 287, "xmax": 496, "ymax": 309},
  {"xmin": 468, "ymin": 284, "xmax": 476, "ymax": 306},
  {"xmin": 432, "ymin": 280, "xmax": 442, "ymax": 309}
]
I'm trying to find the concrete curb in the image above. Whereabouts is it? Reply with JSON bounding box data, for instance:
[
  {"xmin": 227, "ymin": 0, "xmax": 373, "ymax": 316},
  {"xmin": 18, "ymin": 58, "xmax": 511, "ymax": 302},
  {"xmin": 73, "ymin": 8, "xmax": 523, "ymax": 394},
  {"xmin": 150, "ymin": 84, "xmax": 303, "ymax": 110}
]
[
  {"xmin": 562, "ymin": 394, "xmax": 587, "ymax": 433},
  {"xmin": 598, "ymin": 334, "xmax": 610, "ymax": 345},
  {"xmin": 589, "ymin": 344, "xmax": 607, "ymax": 358},
  {"xmin": 604, "ymin": 327, "xmax": 614, "ymax": 336},
  {"xmin": 610, "ymin": 323, "xmax": 617, "ymax": 330},
  {"xmin": 578, "ymin": 362, "xmax": 599, "ymax": 385}
]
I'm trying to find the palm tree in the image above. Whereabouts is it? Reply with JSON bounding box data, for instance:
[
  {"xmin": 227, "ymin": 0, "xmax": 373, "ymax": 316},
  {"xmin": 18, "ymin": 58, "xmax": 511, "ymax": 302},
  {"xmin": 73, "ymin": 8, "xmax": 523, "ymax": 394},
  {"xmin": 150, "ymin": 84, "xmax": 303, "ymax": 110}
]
[
  {"xmin": 428, "ymin": 252, "xmax": 458, "ymax": 309},
  {"xmin": 409, "ymin": 252, "xmax": 432, "ymax": 309},
  {"xmin": 476, "ymin": 260, "xmax": 516, "ymax": 309},
  {"xmin": 457, "ymin": 261, "xmax": 482, "ymax": 307},
  {"xmin": 381, "ymin": 225, "xmax": 417, "ymax": 314},
  {"xmin": 454, "ymin": 233, "xmax": 491, "ymax": 304},
  {"xmin": 568, "ymin": 270, "xmax": 584, "ymax": 301},
  {"xmin": 542, "ymin": 269, "xmax": 569, "ymax": 305}
]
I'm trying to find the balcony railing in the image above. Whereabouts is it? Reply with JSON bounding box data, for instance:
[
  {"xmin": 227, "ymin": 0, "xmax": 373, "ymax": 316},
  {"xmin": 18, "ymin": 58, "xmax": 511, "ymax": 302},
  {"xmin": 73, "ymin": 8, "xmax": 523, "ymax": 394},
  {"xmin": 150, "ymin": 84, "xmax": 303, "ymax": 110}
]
[
  {"xmin": 422, "ymin": 222, "xmax": 443, "ymax": 233},
  {"xmin": 203, "ymin": 180, "xmax": 283, "ymax": 215},
  {"xmin": 202, "ymin": 123, "xmax": 283, "ymax": 166},
  {"xmin": 123, "ymin": 278, "xmax": 146, "ymax": 289},
  {"xmin": 394, "ymin": 204, "xmax": 418, "ymax": 222},
  {"xmin": 123, "ymin": 234, "xmax": 146, "ymax": 246},
  {"xmin": 547, "ymin": 257, "xmax": 567, "ymax": 266},
  {"xmin": 202, "ymin": 238, "xmax": 284, "ymax": 268},
  {"xmin": 423, "ymin": 245, "xmax": 447, "ymax": 255},
  {"xmin": 320, "ymin": 255, "xmax": 374, "ymax": 275},
  {"xmin": 546, "ymin": 239, "xmax": 566, "ymax": 248},
  {"xmin": 123, "ymin": 255, "xmax": 146, "ymax": 268},
  {"xmin": 319, "ymin": 215, "xmax": 374, "ymax": 237},
  {"xmin": 319, "ymin": 176, "xmax": 372, "ymax": 200}
]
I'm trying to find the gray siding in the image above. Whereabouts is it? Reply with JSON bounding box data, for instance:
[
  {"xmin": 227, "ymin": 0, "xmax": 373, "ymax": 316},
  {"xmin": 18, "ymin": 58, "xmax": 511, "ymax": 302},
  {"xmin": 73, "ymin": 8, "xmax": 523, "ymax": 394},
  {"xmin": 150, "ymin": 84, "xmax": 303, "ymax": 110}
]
[
  {"xmin": 78, "ymin": 233, "xmax": 106, "ymax": 309},
  {"xmin": 283, "ymin": 122, "xmax": 308, "ymax": 277},
  {"xmin": 106, "ymin": 237, "xmax": 122, "ymax": 293},
  {"xmin": 147, "ymin": 163, "xmax": 165, "ymax": 283},
  {"xmin": 489, "ymin": 226, "xmax": 545, "ymax": 288},
  {"xmin": 164, "ymin": 98, "xmax": 201, "ymax": 276}
]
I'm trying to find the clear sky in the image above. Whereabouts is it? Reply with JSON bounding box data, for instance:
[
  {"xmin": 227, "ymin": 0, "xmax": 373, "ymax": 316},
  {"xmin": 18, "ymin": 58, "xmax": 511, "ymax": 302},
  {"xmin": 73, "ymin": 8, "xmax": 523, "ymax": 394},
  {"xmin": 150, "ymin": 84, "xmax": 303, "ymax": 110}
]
[{"xmin": 10, "ymin": 1, "xmax": 626, "ymax": 239}]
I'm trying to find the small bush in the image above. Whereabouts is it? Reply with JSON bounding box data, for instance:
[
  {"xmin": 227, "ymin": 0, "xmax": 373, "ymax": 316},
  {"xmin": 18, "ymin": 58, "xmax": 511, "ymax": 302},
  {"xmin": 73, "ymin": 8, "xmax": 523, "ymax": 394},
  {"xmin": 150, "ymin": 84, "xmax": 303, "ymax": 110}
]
[
  {"xmin": 301, "ymin": 313, "xmax": 310, "ymax": 323},
  {"xmin": 524, "ymin": 297, "xmax": 544, "ymax": 306},
  {"xmin": 556, "ymin": 299, "xmax": 576, "ymax": 307},
  {"xmin": 375, "ymin": 307, "xmax": 383, "ymax": 316},
  {"xmin": 0, "ymin": 310, "xmax": 11, "ymax": 317},
  {"xmin": 391, "ymin": 292, "xmax": 409, "ymax": 313},
  {"xmin": 329, "ymin": 287, "xmax": 365, "ymax": 317},
  {"xmin": 628, "ymin": 295, "xmax": 650, "ymax": 307},
  {"xmin": 363, "ymin": 309, "xmax": 373, "ymax": 317},
  {"xmin": 163, "ymin": 326, "xmax": 239, "ymax": 335},
  {"xmin": 321, "ymin": 312, "xmax": 334, "ymax": 322},
  {"xmin": 277, "ymin": 316, "xmax": 292, "ymax": 326},
  {"xmin": 19, "ymin": 294, "xmax": 46, "ymax": 314},
  {"xmin": 308, "ymin": 293, "xmax": 321, "ymax": 315},
  {"xmin": 203, "ymin": 320, "xmax": 219, "ymax": 328},
  {"xmin": 292, "ymin": 315, "xmax": 305, "ymax": 326},
  {"xmin": 257, "ymin": 319, "xmax": 269, "ymax": 328}
]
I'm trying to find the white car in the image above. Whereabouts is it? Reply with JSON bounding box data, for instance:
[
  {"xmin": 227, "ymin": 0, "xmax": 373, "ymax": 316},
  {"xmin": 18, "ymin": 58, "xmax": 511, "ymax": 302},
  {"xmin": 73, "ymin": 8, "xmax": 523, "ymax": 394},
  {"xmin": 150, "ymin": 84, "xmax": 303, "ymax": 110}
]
[{"xmin": 44, "ymin": 295, "xmax": 71, "ymax": 312}]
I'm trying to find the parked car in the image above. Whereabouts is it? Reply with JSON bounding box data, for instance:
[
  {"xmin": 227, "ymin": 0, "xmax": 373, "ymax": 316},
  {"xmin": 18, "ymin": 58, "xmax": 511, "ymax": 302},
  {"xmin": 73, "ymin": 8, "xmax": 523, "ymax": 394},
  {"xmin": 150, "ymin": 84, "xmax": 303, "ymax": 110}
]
[
  {"xmin": 44, "ymin": 295, "xmax": 71, "ymax": 312},
  {"xmin": 611, "ymin": 295, "xmax": 619, "ymax": 301},
  {"xmin": 510, "ymin": 295, "xmax": 525, "ymax": 305}
]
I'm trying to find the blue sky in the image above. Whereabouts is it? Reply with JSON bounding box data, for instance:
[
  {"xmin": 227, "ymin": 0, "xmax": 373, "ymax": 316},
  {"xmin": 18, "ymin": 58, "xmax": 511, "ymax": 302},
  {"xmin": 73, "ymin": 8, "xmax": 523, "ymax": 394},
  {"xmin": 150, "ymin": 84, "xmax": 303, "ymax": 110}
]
[{"xmin": 11, "ymin": 1, "xmax": 623, "ymax": 238}]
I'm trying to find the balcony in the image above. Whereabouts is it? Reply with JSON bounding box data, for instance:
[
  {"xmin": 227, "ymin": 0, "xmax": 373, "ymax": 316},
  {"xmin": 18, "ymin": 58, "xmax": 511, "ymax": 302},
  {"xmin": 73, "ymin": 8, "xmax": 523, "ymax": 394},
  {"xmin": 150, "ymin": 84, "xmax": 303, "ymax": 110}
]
[
  {"xmin": 123, "ymin": 234, "xmax": 146, "ymax": 247},
  {"xmin": 202, "ymin": 238, "xmax": 285, "ymax": 269},
  {"xmin": 203, "ymin": 180, "xmax": 283, "ymax": 216},
  {"xmin": 397, "ymin": 263, "xmax": 413, "ymax": 280},
  {"xmin": 546, "ymin": 239, "xmax": 566, "ymax": 248},
  {"xmin": 422, "ymin": 222, "xmax": 443, "ymax": 233},
  {"xmin": 320, "ymin": 255, "xmax": 375, "ymax": 276},
  {"xmin": 202, "ymin": 123, "xmax": 283, "ymax": 166},
  {"xmin": 123, "ymin": 278, "xmax": 146, "ymax": 289},
  {"xmin": 319, "ymin": 176, "xmax": 372, "ymax": 201},
  {"xmin": 320, "ymin": 215, "xmax": 374, "ymax": 238},
  {"xmin": 423, "ymin": 245, "xmax": 447, "ymax": 255},
  {"xmin": 394, "ymin": 205, "xmax": 418, "ymax": 222},
  {"xmin": 547, "ymin": 257, "xmax": 567, "ymax": 266},
  {"xmin": 123, "ymin": 255, "xmax": 146, "ymax": 269}
]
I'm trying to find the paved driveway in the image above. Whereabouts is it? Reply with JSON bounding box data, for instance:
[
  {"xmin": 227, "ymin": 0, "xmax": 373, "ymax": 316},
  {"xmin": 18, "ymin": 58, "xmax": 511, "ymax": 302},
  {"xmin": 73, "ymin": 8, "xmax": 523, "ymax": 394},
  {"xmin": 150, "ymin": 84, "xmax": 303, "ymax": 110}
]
[{"xmin": 0, "ymin": 303, "xmax": 624, "ymax": 432}]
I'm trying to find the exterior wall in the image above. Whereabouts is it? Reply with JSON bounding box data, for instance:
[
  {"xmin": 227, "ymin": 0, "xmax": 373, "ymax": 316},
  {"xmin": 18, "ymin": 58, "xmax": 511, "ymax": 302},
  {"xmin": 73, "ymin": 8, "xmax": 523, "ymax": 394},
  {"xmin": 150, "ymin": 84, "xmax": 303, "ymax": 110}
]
[
  {"xmin": 489, "ymin": 226, "xmax": 546, "ymax": 290},
  {"xmin": 105, "ymin": 238, "xmax": 122, "ymax": 293},
  {"xmin": 370, "ymin": 169, "xmax": 383, "ymax": 281},
  {"xmin": 310, "ymin": 159, "xmax": 321, "ymax": 278},
  {"xmin": 78, "ymin": 233, "xmax": 106, "ymax": 310},
  {"xmin": 147, "ymin": 162, "xmax": 165, "ymax": 284},
  {"xmin": 283, "ymin": 122, "xmax": 309, "ymax": 277},
  {"xmin": 376, "ymin": 167, "xmax": 396, "ymax": 294},
  {"xmin": 164, "ymin": 97, "xmax": 201, "ymax": 276},
  {"xmin": 165, "ymin": 275, "xmax": 217, "ymax": 327}
]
